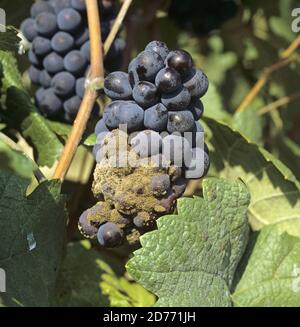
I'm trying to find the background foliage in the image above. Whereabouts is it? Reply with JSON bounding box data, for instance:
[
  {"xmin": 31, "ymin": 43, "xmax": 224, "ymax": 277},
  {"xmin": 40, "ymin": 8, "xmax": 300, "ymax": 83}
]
[{"xmin": 0, "ymin": 0, "xmax": 299, "ymax": 307}]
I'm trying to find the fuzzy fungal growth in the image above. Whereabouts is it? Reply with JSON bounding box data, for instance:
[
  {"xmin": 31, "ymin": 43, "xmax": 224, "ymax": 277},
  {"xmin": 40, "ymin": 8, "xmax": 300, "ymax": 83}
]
[
  {"xmin": 79, "ymin": 41, "xmax": 210, "ymax": 248},
  {"xmin": 21, "ymin": 0, "xmax": 124, "ymax": 123}
]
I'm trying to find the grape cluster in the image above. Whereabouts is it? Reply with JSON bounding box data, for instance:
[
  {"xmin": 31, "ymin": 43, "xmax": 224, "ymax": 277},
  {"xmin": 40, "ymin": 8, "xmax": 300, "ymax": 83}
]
[
  {"xmin": 21, "ymin": 0, "xmax": 124, "ymax": 123},
  {"xmin": 79, "ymin": 41, "xmax": 210, "ymax": 248}
]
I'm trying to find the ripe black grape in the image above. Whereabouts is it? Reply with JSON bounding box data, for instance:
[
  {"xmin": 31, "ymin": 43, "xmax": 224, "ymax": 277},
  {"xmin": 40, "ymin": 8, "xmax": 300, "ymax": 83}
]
[
  {"xmin": 165, "ymin": 50, "xmax": 193, "ymax": 77},
  {"xmin": 29, "ymin": 66, "xmax": 41, "ymax": 85},
  {"xmin": 43, "ymin": 52, "xmax": 64, "ymax": 74},
  {"xmin": 51, "ymin": 72, "xmax": 76, "ymax": 97},
  {"xmin": 21, "ymin": 18, "xmax": 38, "ymax": 42},
  {"xmin": 97, "ymin": 222, "xmax": 124, "ymax": 248},
  {"xmin": 34, "ymin": 12, "xmax": 57, "ymax": 37},
  {"xmin": 32, "ymin": 36, "xmax": 52, "ymax": 57},
  {"xmin": 31, "ymin": 1, "xmax": 54, "ymax": 18},
  {"xmin": 51, "ymin": 31, "xmax": 74, "ymax": 54},
  {"xmin": 104, "ymin": 72, "xmax": 132, "ymax": 100},
  {"xmin": 64, "ymin": 50, "xmax": 87, "ymax": 76},
  {"xmin": 38, "ymin": 88, "xmax": 62, "ymax": 117},
  {"xmin": 57, "ymin": 8, "xmax": 82, "ymax": 33},
  {"xmin": 132, "ymin": 81, "xmax": 159, "ymax": 109}
]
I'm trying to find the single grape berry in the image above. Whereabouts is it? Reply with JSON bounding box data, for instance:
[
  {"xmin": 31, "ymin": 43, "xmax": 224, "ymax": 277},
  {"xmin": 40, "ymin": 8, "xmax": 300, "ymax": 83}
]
[
  {"xmin": 39, "ymin": 70, "xmax": 52, "ymax": 88},
  {"xmin": 57, "ymin": 8, "xmax": 82, "ymax": 33},
  {"xmin": 187, "ymin": 99, "xmax": 204, "ymax": 120},
  {"xmin": 80, "ymin": 40, "xmax": 90, "ymax": 61},
  {"xmin": 78, "ymin": 210, "xmax": 98, "ymax": 238},
  {"xmin": 129, "ymin": 50, "xmax": 164, "ymax": 84},
  {"xmin": 165, "ymin": 50, "xmax": 193, "ymax": 77},
  {"xmin": 51, "ymin": 31, "xmax": 74, "ymax": 54},
  {"xmin": 38, "ymin": 88, "xmax": 62, "ymax": 117},
  {"xmin": 20, "ymin": 18, "xmax": 38, "ymax": 42},
  {"xmin": 144, "ymin": 103, "xmax": 168, "ymax": 132},
  {"xmin": 63, "ymin": 95, "xmax": 81, "ymax": 115},
  {"xmin": 76, "ymin": 77, "xmax": 85, "ymax": 98},
  {"xmin": 103, "ymin": 101, "xmax": 144, "ymax": 132},
  {"xmin": 145, "ymin": 40, "xmax": 169, "ymax": 61},
  {"xmin": 49, "ymin": 0, "xmax": 72, "ymax": 14},
  {"xmin": 34, "ymin": 12, "xmax": 57, "ymax": 37},
  {"xmin": 43, "ymin": 52, "xmax": 64, "ymax": 74},
  {"xmin": 51, "ymin": 71, "xmax": 76, "ymax": 97},
  {"xmin": 95, "ymin": 119, "xmax": 109, "ymax": 135},
  {"xmin": 155, "ymin": 67, "xmax": 181, "ymax": 93},
  {"xmin": 64, "ymin": 50, "xmax": 87, "ymax": 76},
  {"xmin": 104, "ymin": 71, "xmax": 132, "ymax": 100},
  {"xmin": 32, "ymin": 36, "xmax": 52, "ymax": 57},
  {"xmin": 28, "ymin": 49, "xmax": 42, "ymax": 67},
  {"xmin": 183, "ymin": 68, "xmax": 209, "ymax": 98},
  {"xmin": 31, "ymin": 1, "xmax": 54, "ymax": 18},
  {"xmin": 167, "ymin": 111, "xmax": 195, "ymax": 134},
  {"xmin": 161, "ymin": 86, "xmax": 191, "ymax": 111},
  {"xmin": 29, "ymin": 66, "xmax": 41, "ymax": 85},
  {"xmin": 71, "ymin": 0, "xmax": 86, "ymax": 11},
  {"xmin": 132, "ymin": 81, "xmax": 159, "ymax": 109},
  {"xmin": 97, "ymin": 222, "xmax": 124, "ymax": 248}
]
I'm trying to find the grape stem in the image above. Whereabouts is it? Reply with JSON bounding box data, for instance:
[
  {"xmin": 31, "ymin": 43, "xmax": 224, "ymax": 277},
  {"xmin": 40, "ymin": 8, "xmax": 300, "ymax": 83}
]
[
  {"xmin": 104, "ymin": 0, "xmax": 133, "ymax": 55},
  {"xmin": 0, "ymin": 132, "xmax": 46, "ymax": 183},
  {"xmin": 236, "ymin": 36, "xmax": 300, "ymax": 114},
  {"xmin": 257, "ymin": 91, "xmax": 300, "ymax": 116}
]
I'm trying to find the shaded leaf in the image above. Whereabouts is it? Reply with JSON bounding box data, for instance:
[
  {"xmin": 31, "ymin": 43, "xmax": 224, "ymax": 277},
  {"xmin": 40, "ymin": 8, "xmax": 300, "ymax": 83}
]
[
  {"xmin": 0, "ymin": 137, "xmax": 35, "ymax": 178},
  {"xmin": 0, "ymin": 172, "xmax": 67, "ymax": 307},
  {"xmin": 232, "ymin": 225, "xmax": 300, "ymax": 306}
]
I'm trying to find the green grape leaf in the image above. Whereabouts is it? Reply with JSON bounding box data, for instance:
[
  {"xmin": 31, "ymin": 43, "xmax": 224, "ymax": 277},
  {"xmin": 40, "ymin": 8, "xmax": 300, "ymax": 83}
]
[
  {"xmin": 56, "ymin": 240, "xmax": 155, "ymax": 307},
  {"xmin": 232, "ymin": 225, "xmax": 300, "ymax": 306},
  {"xmin": 0, "ymin": 172, "xmax": 67, "ymax": 307},
  {"xmin": 204, "ymin": 117, "xmax": 300, "ymax": 237},
  {"xmin": 47, "ymin": 120, "xmax": 97, "ymax": 146},
  {"xmin": 127, "ymin": 178, "xmax": 250, "ymax": 307},
  {"xmin": 0, "ymin": 27, "xmax": 20, "ymax": 52},
  {"xmin": 0, "ymin": 51, "xmax": 63, "ymax": 167},
  {"xmin": 0, "ymin": 137, "xmax": 35, "ymax": 178}
]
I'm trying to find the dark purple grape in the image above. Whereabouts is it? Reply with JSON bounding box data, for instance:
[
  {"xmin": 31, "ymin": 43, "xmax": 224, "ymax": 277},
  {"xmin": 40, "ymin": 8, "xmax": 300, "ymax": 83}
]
[
  {"xmin": 78, "ymin": 210, "xmax": 98, "ymax": 238},
  {"xmin": 71, "ymin": 0, "xmax": 86, "ymax": 11},
  {"xmin": 97, "ymin": 222, "xmax": 124, "ymax": 248},
  {"xmin": 145, "ymin": 40, "xmax": 169, "ymax": 61},
  {"xmin": 29, "ymin": 66, "xmax": 41, "ymax": 85},
  {"xmin": 64, "ymin": 50, "xmax": 87, "ymax": 76},
  {"xmin": 28, "ymin": 49, "xmax": 42, "ymax": 68},
  {"xmin": 51, "ymin": 71, "xmax": 76, "ymax": 97},
  {"xmin": 187, "ymin": 98, "xmax": 204, "ymax": 120},
  {"xmin": 151, "ymin": 175, "xmax": 171, "ymax": 196},
  {"xmin": 155, "ymin": 67, "xmax": 181, "ymax": 93},
  {"xmin": 165, "ymin": 50, "xmax": 193, "ymax": 77},
  {"xmin": 32, "ymin": 36, "xmax": 52, "ymax": 57},
  {"xmin": 161, "ymin": 86, "xmax": 191, "ymax": 111},
  {"xmin": 34, "ymin": 12, "xmax": 57, "ymax": 37},
  {"xmin": 39, "ymin": 88, "xmax": 63, "ymax": 116},
  {"xmin": 167, "ymin": 111, "xmax": 195, "ymax": 133},
  {"xmin": 57, "ymin": 8, "xmax": 82, "ymax": 33},
  {"xmin": 30, "ymin": 1, "xmax": 54, "ymax": 18},
  {"xmin": 144, "ymin": 103, "xmax": 168, "ymax": 132},
  {"xmin": 183, "ymin": 68, "xmax": 209, "ymax": 98},
  {"xmin": 104, "ymin": 72, "xmax": 132, "ymax": 100},
  {"xmin": 39, "ymin": 70, "xmax": 52, "ymax": 88},
  {"xmin": 76, "ymin": 77, "xmax": 85, "ymax": 98},
  {"xmin": 80, "ymin": 41, "xmax": 90, "ymax": 61},
  {"xmin": 43, "ymin": 52, "xmax": 64, "ymax": 74},
  {"xmin": 132, "ymin": 81, "xmax": 159, "ymax": 109},
  {"xmin": 51, "ymin": 31, "xmax": 74, "ymax": 55},
  {"xmin": 21, "ymin": 18, "xmax": 38, "ymax": 42},
  {"xmin": 63, "ymin": 95, "xmax": 81, "ymax": 115}
]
